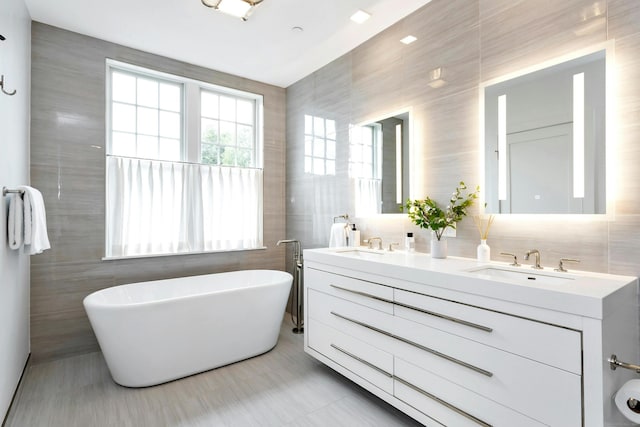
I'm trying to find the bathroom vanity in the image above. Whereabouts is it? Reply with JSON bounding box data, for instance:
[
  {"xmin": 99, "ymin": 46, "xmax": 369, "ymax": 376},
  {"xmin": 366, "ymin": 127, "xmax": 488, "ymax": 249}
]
[{"xmin": 303, "ymin": 248, "xmax": 639, "ymax": 426}]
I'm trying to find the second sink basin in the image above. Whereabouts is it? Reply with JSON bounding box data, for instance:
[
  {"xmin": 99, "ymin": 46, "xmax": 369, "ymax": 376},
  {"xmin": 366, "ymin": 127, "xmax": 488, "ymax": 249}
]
[{"xmin": 467, "ymin": 266, "xmax": 574, "ymax": 286}]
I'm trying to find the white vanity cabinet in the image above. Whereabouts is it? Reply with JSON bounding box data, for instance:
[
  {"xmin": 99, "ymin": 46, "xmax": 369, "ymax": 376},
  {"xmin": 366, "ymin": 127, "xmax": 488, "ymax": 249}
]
[{"xmin": 303, "ymin": 249, "xmax": 639, "ymax": 427}]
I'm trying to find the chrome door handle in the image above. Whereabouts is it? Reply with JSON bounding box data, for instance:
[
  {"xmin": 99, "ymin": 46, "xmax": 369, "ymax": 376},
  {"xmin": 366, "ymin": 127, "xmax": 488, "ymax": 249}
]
[
  {"xmin": 330, "ymin": 344, "xmax": 392, "ymax": 378},
  {"xmin": 394, "ymin": 300, "xmax": 493, "ymax": 333},
  {"xmin": 330, "ymin": 284, "xmax": 393, "ymax": 304},
  {"xmin": 331, "ymin": 311, "xmax": 493, "ymax": 378},
  {"xmin": 395, "ymin": 376, "xmax": 493, "ymax": 427}
]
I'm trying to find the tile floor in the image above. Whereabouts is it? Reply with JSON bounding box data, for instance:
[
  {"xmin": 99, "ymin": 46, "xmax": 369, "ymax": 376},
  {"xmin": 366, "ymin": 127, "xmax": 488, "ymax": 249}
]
[{"xmin": 5, "ymin": 318, "xmax": 422, "ymax": 426}]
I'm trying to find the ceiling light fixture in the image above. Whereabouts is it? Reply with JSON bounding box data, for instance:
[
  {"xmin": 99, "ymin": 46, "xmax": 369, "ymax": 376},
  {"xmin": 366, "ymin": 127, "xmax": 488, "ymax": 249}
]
[
  {"xmin": 350, "ymin": 10, "xmax": 371, "ymax": 24},
  {"xmin": 201, "ymin": 0, "xmax": 264, "ymax": 21},
  {"xmin": 400, "ymin": 35, "xmax": 417, "ymax": 45}
]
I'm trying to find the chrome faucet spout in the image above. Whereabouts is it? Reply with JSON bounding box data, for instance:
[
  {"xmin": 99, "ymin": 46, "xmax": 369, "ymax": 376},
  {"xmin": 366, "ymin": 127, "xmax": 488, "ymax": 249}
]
[
  {"xmin": 524, "ymin": 249, "xmax": 543, "ymax": 269},
  {"xmin": 367, "ymin": 237, "xmax": 383, "ymax": 250},
  {"xmin": 277, "ymin": 239, "xmax": 302, "ymax": 263}
]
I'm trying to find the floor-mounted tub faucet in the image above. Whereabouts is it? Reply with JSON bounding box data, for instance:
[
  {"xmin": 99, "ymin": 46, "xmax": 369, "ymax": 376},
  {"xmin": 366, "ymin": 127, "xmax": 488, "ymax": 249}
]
[{"xmin": 277, "ymin": 239, "xmax": 304, "ymax": 334}]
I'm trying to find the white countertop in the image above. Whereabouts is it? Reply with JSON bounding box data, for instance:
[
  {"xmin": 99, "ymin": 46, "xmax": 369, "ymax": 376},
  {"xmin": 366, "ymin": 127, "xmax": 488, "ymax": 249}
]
[{"xmin": 304, "ymin": 247, "xmax": 638, "ymax": 320}]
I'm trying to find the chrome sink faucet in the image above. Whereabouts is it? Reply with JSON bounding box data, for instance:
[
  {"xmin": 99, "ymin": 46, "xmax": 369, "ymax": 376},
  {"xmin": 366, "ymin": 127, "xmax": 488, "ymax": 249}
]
[
  {"xmin": 524, "ymin": 249, "xmax": 543, "ymax": 270},
  {"xmin": 367, "ymin": 237, "xmax": 383, "ymax": 250}
]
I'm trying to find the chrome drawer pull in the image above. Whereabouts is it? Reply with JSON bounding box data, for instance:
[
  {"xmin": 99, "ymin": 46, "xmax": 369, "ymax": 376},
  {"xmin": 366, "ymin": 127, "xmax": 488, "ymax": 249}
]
[
  {"xmin": 330, "ymin": 284, "xmax": 393, "ymax": 304},
  {"xmin": 395, "ymin": 376, "xmax": 493, "ymax": 427},
  {"xmin": 395, "ymin": 301, "xmax": 493, "ymax": 333},
  {"xmin": 329, "ymin": 344, "xmax": 392, "ymax": 378},
  {"xmin": 331, "ymin": 311, "xmax": 493, "ymax": 378}
]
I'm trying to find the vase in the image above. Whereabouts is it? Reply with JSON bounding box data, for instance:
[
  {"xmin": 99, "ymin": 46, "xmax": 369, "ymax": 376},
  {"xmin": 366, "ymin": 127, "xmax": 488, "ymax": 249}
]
[
  {"xmin": 477, "ymin": 239, "xmax": 490, "ymax": 263},
  {"xmin": 430, "ymin": 238, "xmax": 447, "ymax": 259}
]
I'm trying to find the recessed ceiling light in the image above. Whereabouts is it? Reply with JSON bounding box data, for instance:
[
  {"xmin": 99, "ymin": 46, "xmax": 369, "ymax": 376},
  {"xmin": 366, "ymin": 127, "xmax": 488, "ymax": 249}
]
[
  {"xmin": 350, "ymin": 10, "xmax": 371, "ymax": 24},
  {"xmin": 400, "ymin": 35, "xmax": 417, "ymax": 45}
]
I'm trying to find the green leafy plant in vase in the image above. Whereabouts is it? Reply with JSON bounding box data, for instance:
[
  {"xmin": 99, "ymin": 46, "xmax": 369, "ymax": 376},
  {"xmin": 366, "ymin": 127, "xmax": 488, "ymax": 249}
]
[{"xmin": 404, "ymin": 182, "xmax": 479, "ymax": 258}]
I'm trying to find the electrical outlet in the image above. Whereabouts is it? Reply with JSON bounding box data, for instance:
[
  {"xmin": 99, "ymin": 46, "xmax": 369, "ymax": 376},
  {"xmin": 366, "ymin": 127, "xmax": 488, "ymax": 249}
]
[{"xmin": 442, "ymin": 227, "xmax": 456, "ymax": 238}]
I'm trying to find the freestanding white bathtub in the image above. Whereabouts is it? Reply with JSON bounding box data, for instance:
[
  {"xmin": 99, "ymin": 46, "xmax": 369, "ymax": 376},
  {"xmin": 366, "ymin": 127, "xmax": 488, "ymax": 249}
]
[{"xmin": 83, "ymin": 269, "xmax": 292, "ymax": 387}]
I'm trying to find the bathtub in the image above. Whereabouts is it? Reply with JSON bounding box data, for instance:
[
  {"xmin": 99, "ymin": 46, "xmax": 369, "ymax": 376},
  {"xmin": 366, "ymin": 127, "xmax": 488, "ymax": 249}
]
[{"xmin": 83, "ymin": 269, "xmax": 292, "ymax": 387}]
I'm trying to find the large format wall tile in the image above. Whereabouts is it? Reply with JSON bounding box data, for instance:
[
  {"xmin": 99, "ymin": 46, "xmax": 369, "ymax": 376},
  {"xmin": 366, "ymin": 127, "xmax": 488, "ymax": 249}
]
[
  {"xmin": 30, "ymin": 23, "xmax": 286, "ymax": 363},
  {"xmin": 401, "ymin": 0, "xmax": 480, "ymax": 106},
  {"xmin": 608, "ymin": 0, "xmax": 640, "ymax": 40},
  {"xmin": 480, "ymin": 0, "xmax": 607, "ymax": 82},
  {"xmin": 285, "ymin": 0, "xmax": 640, "ymax": 288},
  {"xmin": 610, "ymin": 33, "xmax": 640, "ymax": 214}
]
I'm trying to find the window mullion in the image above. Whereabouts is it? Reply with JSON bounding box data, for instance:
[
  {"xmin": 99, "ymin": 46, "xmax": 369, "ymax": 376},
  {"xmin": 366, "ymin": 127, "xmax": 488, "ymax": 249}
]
[{"xmin": 185, "ymin": 82, "xmax": 200, "ymax": 163}]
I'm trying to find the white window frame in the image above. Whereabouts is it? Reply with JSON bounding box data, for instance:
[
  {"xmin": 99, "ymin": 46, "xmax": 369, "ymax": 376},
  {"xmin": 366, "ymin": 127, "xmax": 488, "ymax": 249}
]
[
  {"xmin": 104, "ymin": 59, "xmax": 264, "ymax": 259},
  {"xmin": 304, "ymin": 115, "xmax": 336, "ymax": 176},
  {"xmin": 106, "ymin": 59, "xmax": 263, "ymax": 167},
  {"xmin": 349, "ymin": 123, "xmax": 382, "ymax": 180}
]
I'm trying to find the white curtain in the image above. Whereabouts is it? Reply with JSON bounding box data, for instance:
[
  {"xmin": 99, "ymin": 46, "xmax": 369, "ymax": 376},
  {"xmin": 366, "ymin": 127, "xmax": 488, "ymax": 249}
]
[
  {"xmin": 106, "ymin": 156, "xmax": 263, "ymax": 258},
  {"xmin": 354, "ymin": 178, "xmax": 382, "ymax": 217}
]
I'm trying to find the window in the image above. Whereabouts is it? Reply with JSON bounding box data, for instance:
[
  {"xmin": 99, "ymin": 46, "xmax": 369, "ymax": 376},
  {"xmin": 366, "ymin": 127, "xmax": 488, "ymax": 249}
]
[
  {"xmin": 201, "ymin": 91, "xmax": 257, "ymax": 167},
  {"xmin": 304, "ymin": 115, "xmax": 336, "ymax": 175},
  {"xmin": 105, "ymin": 60, "xmax": 264, "ymax": 258},
  {"xmin": 349, "ymin": 123, "xmax": 381, "ymax": 179},
  {"xmin": 110, "ymin": 70, "xmax": 183, "ymax": 161},
  {"xmin": 349, "ymin": 123, "xmax": 382, "ymax": 216}
]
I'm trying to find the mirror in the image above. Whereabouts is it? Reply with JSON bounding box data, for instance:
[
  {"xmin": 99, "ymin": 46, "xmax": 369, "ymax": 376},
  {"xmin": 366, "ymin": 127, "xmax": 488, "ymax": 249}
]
[
  {"xmin": 350, "ymin": 110, "xmax": 411, "ymax": 215},
  {"xmin": 483, "ymin": 48, "xmax": 607, "ymax": 214}
]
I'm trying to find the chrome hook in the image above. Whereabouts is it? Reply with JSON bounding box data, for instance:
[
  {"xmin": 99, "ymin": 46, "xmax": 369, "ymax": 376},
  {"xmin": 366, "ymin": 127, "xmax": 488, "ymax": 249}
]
[{"xmin": 1, "ymin": 75, "xmax": 16, "ymax": 96}]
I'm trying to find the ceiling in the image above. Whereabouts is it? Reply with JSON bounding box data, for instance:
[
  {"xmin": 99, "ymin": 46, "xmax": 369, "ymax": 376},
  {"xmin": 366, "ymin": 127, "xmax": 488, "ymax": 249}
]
[{"xmin": 24, "ymin": 0, "xmax": 433, "ymax": 88}]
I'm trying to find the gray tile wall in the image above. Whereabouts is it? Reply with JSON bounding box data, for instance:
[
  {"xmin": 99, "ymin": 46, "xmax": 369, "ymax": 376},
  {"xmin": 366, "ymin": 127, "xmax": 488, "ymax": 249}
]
[
  {"xmin": 30, "ymin": 23, "xmax": 287, "ymax": 363},
  {"xmin": 286, "ymin": 0, "xmax": 640, "ymax": 278}
]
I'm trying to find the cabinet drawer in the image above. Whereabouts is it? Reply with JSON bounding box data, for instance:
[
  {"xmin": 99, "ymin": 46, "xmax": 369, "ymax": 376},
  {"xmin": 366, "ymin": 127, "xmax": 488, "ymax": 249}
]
[
  {"xmin": 307, "ymin": 319, "xmax": 394, "ymax": 394},
  {"xmin": 306, "ymin": 268, "xmax": 394, "ymax": 313},
  {"xmin": 394, "ymin": 288, "xmax": 581, "ymax": 373},
  {"xmin": 394, "ymin": 358, "xmax": 546, "ymax": 427},
  {"xmin": 308, "ymin": 289, "xmax": 396, "ymax": 351},
  {"xmin": 392, "ymin": 315, "xmax": 582, "ymax": 427}
]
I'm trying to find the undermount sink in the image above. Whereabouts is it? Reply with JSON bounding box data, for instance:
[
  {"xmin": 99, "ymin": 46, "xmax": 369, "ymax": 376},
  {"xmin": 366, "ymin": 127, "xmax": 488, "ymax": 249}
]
[
  {"xmin": 332, "ymin": 248, "xmax": 386, "ymax": 258},
  {"xmin": 467, "ymin": 266, "xmax": 575, "ymax": 286}
]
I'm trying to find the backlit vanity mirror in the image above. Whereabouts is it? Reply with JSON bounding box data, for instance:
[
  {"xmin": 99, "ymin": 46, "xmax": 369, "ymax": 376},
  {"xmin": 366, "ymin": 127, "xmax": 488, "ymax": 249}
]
[
  {"xmin": 483, "ymin": 48, "xmax": 607, "ymax": 214},
  {"xmin": 350, "ymin": 110, "xmax": 411, "ymax": 215}
]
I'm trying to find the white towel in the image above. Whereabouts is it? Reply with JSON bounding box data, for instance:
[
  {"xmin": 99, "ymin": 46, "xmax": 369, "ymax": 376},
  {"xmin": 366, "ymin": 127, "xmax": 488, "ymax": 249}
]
[
  {"xmin": 18, "ymin": 186, "xmax": 51, "ymax": 255},
  {"xmin": 8, "ymin": 194, "xmax": 23, "ymax": 250},
  {"xmin": 329, "ymin": 223, "xmax": 347, "ymax": 248}
]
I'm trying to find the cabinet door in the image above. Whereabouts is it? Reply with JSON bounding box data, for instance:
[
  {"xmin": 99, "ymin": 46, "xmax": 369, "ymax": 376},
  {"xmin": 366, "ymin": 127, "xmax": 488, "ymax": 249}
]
[
  {"xmin": 392, "ymin": 315, "xmax": 582, "ymax": 426},
  {"xmin": 394, "ymin": 358, "xmax": 547, "ymax": 427},
  {"xmin": 307, "ymin": 319, "xmax": 394, "ymax": 394},
  {"xmin": 394, "ymin": 288, "xmax": 581, "ymax": 373},
  {"xmin": 308, "ymin": 289, "xmax": 396, "ymax": 352},
  {"xmin": 306, "ymin": 267, "xmax": 394, "ymax": 313}
]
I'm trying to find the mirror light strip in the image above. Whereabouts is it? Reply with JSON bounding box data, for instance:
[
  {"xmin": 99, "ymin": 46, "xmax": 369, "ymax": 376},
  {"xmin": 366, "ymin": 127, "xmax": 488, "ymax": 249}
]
[
  {"xmin": 498, "ymin": 94, "xmax": 507, "ymax": 201},
  {"xmin": 396, "ymin": 124, "xmax": 402, "ymax": 204},
  {"xmin": 573, "ymin": 73, "xmax": 585, "ymax": 198}
]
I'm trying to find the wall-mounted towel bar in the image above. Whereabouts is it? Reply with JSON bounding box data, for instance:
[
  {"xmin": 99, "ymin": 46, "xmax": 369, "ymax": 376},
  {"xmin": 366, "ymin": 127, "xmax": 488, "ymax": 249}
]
[
  {"xmin": 2, "ymin": 187, "xmax": 24, "ymax": 197},
  {"xmin": 609, "ymin": 354, "xmax": 640, "ymax": 373},
  {"xmin": 333, "ymin": 214, "xmax": 350, "ymax": 223}
]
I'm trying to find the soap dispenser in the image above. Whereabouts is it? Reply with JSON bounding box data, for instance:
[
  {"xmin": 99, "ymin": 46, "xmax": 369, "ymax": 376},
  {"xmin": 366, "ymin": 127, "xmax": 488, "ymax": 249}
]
[
  {"xmin": 405, "ymin": 232, "xmax": 415, "ymax": 252},
  {"xmin": 349, "ymin": 224, "xmax": 361, "ymax": 247}
]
